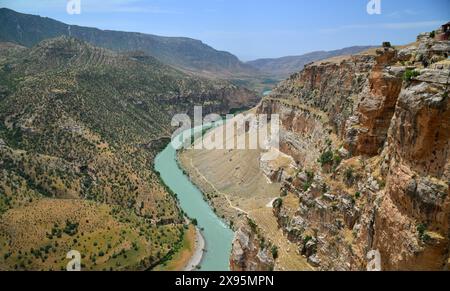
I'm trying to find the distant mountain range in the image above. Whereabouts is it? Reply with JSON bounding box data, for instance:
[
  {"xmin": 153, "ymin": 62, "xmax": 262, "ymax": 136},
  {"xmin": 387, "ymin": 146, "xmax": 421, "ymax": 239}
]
[
  {"xmin": 0, "ymin": 8, "xmax": 377, "ymax": 92},
  {"xmin": 0, "ymin": 8, "xmax": 259, "ymax": 79},
  {"xmin": 247, "ymin": 46, "xmax": 376, "ymax": 79}
]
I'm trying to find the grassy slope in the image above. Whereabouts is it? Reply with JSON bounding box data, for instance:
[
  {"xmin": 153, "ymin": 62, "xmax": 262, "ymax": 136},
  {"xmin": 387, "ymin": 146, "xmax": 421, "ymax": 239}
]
[{"xmin": 0, "ymin": 37, "xmax": 246, "ymax": 270}]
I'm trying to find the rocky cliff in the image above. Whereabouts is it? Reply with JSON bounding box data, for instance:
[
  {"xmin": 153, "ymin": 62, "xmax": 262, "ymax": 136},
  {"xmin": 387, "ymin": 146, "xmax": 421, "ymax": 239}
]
[
  {"xmin": 230, "ymin": 222, "xmax": 275, "ymax": 271},
  {"xmin": 246, "ymin": 28, "xmax": 450, "ymax": 271}
]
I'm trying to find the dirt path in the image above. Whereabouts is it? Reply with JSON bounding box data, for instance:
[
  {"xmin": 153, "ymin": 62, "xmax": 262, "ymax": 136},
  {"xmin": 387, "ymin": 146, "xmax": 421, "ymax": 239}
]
[
  {"xmin": 189, "ymin": 157, "xmax": 249, "ymax": 215},
  {"xmin": 179, "ymin": 118, "xmax": 312, "ymax": 271}
]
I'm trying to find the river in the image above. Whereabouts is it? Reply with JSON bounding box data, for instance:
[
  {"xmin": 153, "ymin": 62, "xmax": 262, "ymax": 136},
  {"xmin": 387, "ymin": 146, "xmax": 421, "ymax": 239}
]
[{"xmin": 154, "ymin": 125, "xmax": 234, "ymax": 271}]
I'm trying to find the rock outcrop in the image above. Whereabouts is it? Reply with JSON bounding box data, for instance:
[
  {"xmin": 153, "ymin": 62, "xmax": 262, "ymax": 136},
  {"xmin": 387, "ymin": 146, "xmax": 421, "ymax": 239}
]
[
  {"xmin": 251, "ymin": 27, "xmax": 450, "ymax": 271},
  {"xmin": 230, "ymin": 224, "xmax": 275, "ymax": 271}
]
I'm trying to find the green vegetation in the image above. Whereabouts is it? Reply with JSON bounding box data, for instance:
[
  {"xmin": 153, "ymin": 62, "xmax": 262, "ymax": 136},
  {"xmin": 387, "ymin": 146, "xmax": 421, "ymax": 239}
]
[
  {"xmin": 63, "ymin": 220, "xmax": 79, "ymax": 236},
  {"xmin": 271, "ymin": 246, "xmax": 279, "ymax": 260},
  {"xmin": 0, "ymin": 36, "xmax": 253, "ymax": 271},
  {"xmin": 247, "ymin": 218, "xmax": 258, "ymax": 233},
  {"xmin": 0, "ymin": 8, "xmax": 260, "ymax": 80},
  {"xmin": 303, "ymin": 235, "xmax": 313, "ymax": 245},
  {"xmin": 273, "ymin": 198, "xmax": 283, "ymax": 209},
  {"xmin": 417, "ymin": 224, "xmax": 431, "ymax": 243},
  {"xmin": 318, "ymin": 150, "xmax": 334, "ymax": 166},
  {"xmin": 344, "ymin": 167, "xmax": 356, "ymax": 186},
  {"xmin": 403, "ymin": 69, "xmax": 420, "ymax": 82},
  {"xmin": 303, "ymin": 170, "xmax": 315, "ymax": 191},
  {"xmin": 318, "ymin": 148, "xmax": 342, "ymax": 171}
]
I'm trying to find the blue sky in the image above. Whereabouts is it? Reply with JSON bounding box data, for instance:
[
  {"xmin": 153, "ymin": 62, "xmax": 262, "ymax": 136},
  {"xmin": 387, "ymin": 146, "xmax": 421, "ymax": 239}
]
[{"xmin": 1, "ymin": 0, "xmax": 449, "ymax": 60}]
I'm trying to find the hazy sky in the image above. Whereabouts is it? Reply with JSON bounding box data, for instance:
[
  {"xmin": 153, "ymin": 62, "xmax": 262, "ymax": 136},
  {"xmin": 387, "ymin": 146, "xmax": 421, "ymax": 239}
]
[{"xmin": 1, "ymin": 0, "xmax": 449, "ymax": 60}]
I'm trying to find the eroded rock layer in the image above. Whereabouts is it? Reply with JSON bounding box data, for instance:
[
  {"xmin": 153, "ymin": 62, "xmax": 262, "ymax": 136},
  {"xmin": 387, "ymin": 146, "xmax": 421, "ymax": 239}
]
[{"xmin": 231, "ymin": 27, "xmax": 450, "ymax": 271}]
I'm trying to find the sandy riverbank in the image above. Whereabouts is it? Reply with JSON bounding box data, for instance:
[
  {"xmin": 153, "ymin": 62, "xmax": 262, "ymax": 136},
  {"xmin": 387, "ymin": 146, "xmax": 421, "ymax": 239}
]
[{"xmin": 183, "ymin": 227, "xmax": 206, "ymax": 271}]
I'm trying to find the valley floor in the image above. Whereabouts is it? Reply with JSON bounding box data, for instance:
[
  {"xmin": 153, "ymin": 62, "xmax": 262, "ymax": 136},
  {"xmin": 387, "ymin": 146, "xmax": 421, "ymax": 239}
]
[{"xmin": 178, "ymin": 121, "xmax": 313, "ymax": 270}]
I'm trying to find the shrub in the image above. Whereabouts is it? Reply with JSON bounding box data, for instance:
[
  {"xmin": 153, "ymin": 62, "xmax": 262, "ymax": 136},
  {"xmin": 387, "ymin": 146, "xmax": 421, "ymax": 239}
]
[
  {"xmin": 417, "ymin": 223, "xmax": 431, "ymax": 242},
  {"xmin": 63, "ymin": 220, "xmax": 79, "ymax": 236},
  {"xmin": 318, "ymin": 150, "xmax": 334, "ymax": 166},
  {"xmin": 403, "ymin": 69, "xmax": 420, "ymax": 82},
  {"xmin": 303, "ymin": 235, "xmax": 313, "ymax": 245},
  {"xmin": 344, "ymin": 167, "xmax": 355, "ymax": 186},
  {"xmin": 271, "ymin": 246, "xmax": 279, "ymax": 260},
  {"xmin": 247, "ymin": 218, "xmax": 258, "ymax": 233},
  {"xmin": 305, "ymin": 170, "xmax": 314, "ymax": 182},
  {"xmin": 273, "ymin": 198, "xmax": 283, "ymax": 209},
  {"xmin": 333, "ymin": 154, "xmax": 342, "ymax": 167}
]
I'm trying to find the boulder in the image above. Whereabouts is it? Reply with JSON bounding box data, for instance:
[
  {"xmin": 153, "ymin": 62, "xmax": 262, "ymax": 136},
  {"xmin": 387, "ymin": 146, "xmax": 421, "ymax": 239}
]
[{"xmin": 307, "ymin": 254, "xmax": 321, "ymax": 267}]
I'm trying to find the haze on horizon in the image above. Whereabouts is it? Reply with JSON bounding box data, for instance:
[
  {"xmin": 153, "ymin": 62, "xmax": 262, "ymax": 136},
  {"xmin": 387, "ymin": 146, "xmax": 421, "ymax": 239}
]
[{"xmin": 0, "ymin": 0, "xmax": 449, "ymax": 61}]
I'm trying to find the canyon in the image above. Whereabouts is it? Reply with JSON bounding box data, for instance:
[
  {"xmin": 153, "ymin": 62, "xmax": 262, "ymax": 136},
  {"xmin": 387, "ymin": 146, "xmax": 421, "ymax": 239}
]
[
  {"xmin": 0, "ymin": 6, "xmax": 449, "ymax": 272},
  {"xmin": 180, "ymin": 26, "xmax": 450, "ymax": 271}
]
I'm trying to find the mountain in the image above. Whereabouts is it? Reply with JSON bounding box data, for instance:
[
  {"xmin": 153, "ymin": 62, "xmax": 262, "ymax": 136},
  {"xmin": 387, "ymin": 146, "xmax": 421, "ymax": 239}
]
[
  {"xmin": 230, "ymin": 29, "xmax": 449, "ymax": 270},
  {"xmin": 0, "ymin": 36, "xmax": 257, "ymax": 271},
  {"xmin": 0, "ymin": 8, "xmax": 259, "ymax": 79},
  {"xmin": 247, "ymin": 46, "xmax": 375, "ymax": 79}
]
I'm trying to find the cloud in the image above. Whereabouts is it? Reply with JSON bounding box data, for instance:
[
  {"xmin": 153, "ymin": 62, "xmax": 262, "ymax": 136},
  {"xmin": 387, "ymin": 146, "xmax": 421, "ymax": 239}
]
[
  {"xmin": 386, "ymin": 9, "xmax": 419, "ymax": 18},
  {"xmin": 319, "ymin": 20, "xmax": 445, "ymax": 33}
]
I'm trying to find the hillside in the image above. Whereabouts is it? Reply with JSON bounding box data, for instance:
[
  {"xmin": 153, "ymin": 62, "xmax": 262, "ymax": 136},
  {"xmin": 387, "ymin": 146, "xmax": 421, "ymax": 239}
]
[
  {"xmin": 0, "ymin": 36, "xmax": 256, "ymax": 271},
  {"xmin": 247, "ymin": 46, "xmax": 375, "ymax": 79},
  {"xmin": 177, "ymin": 25, "xmax": 450, "ymax": 271},
  {"xmin": 0, "ymin": 8, "xmax": 259, "ymax": 79},
  {"xmin": 247, "ymin": 29, "xmax": 449, "ymax": 270}
]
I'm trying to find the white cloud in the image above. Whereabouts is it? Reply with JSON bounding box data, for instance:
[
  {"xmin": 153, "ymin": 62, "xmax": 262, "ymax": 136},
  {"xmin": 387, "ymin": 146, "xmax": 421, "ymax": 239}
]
[{"xmin": 386, "ymin": 9, "xmax": 419, "ymax": 18}]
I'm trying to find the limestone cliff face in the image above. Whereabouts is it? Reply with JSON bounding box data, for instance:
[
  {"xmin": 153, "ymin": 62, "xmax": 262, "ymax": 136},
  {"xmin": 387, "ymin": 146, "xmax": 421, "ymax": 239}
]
[
  {"xmin": 251, "ymin": 29, "xmax": 450, "ymax": 271},
  {"xmin": 374, "ymin": 67, "xmax": 450, "ymax": 270},
  {"xmin": 230, "ymin": 225, "xmax": 275, "ymax": 271}
]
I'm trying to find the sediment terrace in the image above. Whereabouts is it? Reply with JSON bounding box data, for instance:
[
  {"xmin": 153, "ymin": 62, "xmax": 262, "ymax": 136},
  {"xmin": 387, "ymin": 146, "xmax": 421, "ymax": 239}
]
[{"xmin": 178, "ymin": 117, "xmax": 313, "ymax": 270}]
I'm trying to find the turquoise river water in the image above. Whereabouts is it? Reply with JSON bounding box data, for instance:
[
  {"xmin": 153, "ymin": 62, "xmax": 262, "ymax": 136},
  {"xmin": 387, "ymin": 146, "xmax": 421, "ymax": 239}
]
[{"xmin": 154, "ymin": 125, "xmax": 234, "ymax": 271}]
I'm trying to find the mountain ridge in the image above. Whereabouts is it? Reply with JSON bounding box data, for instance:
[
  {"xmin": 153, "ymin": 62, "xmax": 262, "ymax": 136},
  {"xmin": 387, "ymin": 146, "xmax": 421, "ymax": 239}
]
[
  {"xmin": 0, "ymin": 35, "xmax": 257, "ymax": 270},
  {"xmin": 0, "ymin": 7, "xmax": 259, "ymax": 79},
  {"xmin": 247, "ymin": 46, "xmax": 376, "ymax": 79}
]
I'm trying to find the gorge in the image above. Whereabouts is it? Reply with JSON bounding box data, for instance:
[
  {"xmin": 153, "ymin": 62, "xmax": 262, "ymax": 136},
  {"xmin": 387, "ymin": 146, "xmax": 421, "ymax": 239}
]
[
  {"xmin": 0, "ymin": 6, "xmax": 449, "ymax": 272},
  {"xmin": 176, "ymin": 26, "xmax": 450, "ymax": 271}
]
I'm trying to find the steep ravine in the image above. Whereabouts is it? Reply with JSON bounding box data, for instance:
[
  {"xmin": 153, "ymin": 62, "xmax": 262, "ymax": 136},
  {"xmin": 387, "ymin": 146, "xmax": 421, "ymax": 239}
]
[{"xmin": 230, "ymin": 27, "xmax": 450, "ymax": 271}]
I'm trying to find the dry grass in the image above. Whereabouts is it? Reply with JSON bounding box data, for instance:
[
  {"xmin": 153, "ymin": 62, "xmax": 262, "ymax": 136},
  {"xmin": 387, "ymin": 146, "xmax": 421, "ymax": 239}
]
[
  {"xmin": 0, "ymin": 198, "xmax": 183, "ymax": 271},
  {"xmin": 154, "ymin": 224, "xmax": 197, "ymax": 271},
  {"xmin": 179, "ymin": 119, "xmax": 313, "ymax": 270},
  {"xmin": 250, "ymin": 207, "xmax": 313, "ymax": 271}
]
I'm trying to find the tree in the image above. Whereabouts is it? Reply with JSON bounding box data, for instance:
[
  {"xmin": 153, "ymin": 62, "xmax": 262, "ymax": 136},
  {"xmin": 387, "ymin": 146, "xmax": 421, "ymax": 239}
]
[
  {"xmin": 273, "ymin": 198, "xmax": 283, "ymax": 209},
  {"xmin": 271, "ymin": 246, "xmax": 279, "ymax": 260},
  {"xmin": 318, "ymin": 150, "xmax": 333, "ymax": 166}
]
